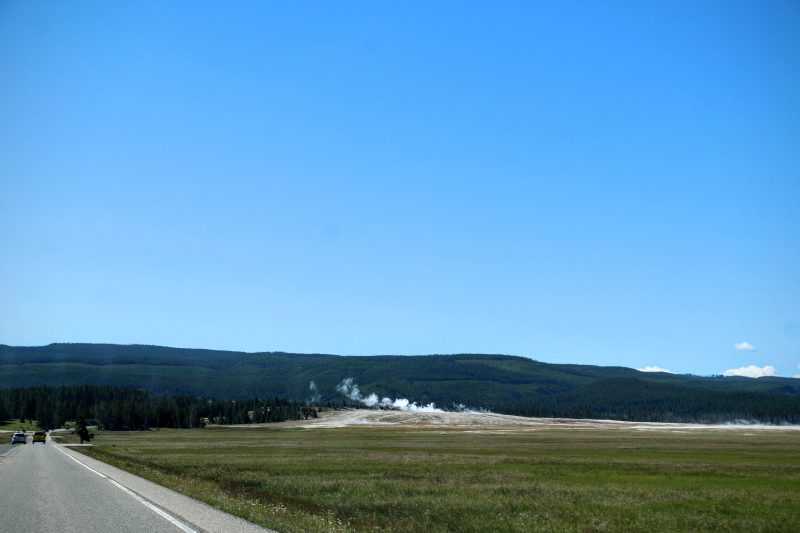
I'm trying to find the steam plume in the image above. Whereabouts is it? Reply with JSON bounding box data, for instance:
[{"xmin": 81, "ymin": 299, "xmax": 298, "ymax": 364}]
[
  {"xmin": 308, "ymin": 380, "xmax": 321, "ymax": 404},
  {"xmin": 336, "ymin": 378, "xmax": 443, "ymax": 412}
]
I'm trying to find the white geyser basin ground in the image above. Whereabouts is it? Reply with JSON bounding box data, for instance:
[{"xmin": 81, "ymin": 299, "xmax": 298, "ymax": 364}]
[{"xmin": 297, "ymin": 409, "xmax": 800, "ymax": 433}]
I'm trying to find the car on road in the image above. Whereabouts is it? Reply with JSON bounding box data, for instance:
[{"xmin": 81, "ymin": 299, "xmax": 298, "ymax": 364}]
[
  {"xmin": 11, "ymin": 432, "xmax": 27, "ymax": 444},
  {"xmin": 33, "ymin": 431, "xmax": 46, "ymax": 443}
]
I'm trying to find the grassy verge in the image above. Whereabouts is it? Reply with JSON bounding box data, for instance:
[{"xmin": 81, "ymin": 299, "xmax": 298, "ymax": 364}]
[
  {"xmin": 75, "ymin": 424, "xmax": 800, "ymax": 532},
  {"xmin": 0, "ymin": 419, "xmax": 39, "ymax": 431}
]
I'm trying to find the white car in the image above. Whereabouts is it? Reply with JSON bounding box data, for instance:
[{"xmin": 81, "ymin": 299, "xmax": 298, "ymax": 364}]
[{"xmin": 11, "ymin": 432, "xmax": 27, "ymax": 444}]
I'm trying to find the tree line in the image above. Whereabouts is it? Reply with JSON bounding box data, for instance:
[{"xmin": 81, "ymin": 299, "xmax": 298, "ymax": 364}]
[
  {"xmin": 1, "ymin": 380, "xmax": 797, "ymax": 427},
  {"xmin": 497, "ymin": 378, "xmax": 800, "ymax": 424},
  {"xmin": 0, "ymin": 386, "xmax": 318, "ymax": 430}
]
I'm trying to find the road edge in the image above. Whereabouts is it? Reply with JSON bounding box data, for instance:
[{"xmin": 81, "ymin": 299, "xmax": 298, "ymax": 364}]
[{"xmin": 53, "ymin": 441, "xmax": 275, "ymax": 533}]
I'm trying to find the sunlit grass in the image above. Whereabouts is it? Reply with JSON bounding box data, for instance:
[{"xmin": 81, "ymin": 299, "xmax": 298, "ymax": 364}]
[
  {"xmin": 74, "ymin": 423, "xmax": 800, "ymax": 532},
  {"xmin": 0, "ymin": 418, "xmax": 39, "ymax": 431}
]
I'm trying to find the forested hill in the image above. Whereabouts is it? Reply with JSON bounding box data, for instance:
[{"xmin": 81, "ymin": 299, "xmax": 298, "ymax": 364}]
[{"xmin": 2, "ymin": 343, "xmax": 799, "ymax": 423}]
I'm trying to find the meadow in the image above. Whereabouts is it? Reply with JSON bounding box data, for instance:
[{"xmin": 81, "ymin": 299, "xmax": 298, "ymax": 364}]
[
  {"xmin": 70, "ymin": 418, "xmax": 800, "ymax": 532},
  {"xmin": 0, "ymin": 418, "xmax": 40, "ymax": 431}
]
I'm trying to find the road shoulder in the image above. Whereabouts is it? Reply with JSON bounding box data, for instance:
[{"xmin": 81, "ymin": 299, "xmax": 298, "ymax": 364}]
[{"xmin": 56, "ymin": 443, "xmax": 274, "ymax": 533}]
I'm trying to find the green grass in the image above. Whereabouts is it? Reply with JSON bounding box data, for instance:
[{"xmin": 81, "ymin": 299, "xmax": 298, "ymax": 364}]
[
  {"xmin": 74, "ymin": 424, "xmax": 800, "ymax": 532},
  {"xmin": 0, "ymin": 418, "xmax": 40, "ymax": 431}
]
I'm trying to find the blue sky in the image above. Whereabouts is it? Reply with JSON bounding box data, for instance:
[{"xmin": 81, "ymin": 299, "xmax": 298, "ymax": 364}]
[{"xmin": 1, "ymin": 1, "xmax": 798, "ymax": 377}]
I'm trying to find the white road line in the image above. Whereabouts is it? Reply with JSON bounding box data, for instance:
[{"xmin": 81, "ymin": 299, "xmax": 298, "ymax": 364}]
[{"xmin": 54, "ymin": 444, "xmax": 198, "ymax": 533}]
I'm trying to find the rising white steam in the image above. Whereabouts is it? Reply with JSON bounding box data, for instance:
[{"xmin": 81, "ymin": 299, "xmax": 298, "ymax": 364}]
[
  {"xmin": 308, "ymin": 381, "xmax": 321, "ymax": 404},
  {"xmin": 453, "ymin": 403, "xmax": 492, "ymax": 414},
  {"xmin": 336, "ymin": 378, "xmax": 443, "ymax": 412}
]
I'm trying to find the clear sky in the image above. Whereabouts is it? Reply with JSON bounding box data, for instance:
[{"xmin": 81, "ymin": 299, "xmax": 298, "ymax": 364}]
[{"xmin": 1, "ymin": 1, "xmax": 798, "ymax": 377}]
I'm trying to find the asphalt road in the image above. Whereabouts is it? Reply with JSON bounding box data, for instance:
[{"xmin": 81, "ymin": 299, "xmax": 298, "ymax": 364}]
[{"xmin": 0, "ymin": 438, "xmax": 273, "ymax": 533}]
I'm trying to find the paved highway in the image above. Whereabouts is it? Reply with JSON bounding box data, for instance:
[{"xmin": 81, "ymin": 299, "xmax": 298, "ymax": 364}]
[{"xmin": 0, "ymin": 437, "xmax": 273, "ymax": 533}]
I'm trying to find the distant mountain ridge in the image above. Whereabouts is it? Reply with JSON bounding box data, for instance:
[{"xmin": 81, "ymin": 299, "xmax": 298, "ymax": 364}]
[{"xmin": 2, "ymin": 343, "xmax": 798, "ymax": 423}]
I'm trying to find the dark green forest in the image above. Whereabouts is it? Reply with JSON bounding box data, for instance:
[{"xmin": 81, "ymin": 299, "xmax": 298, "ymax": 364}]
[
  {"xmin": 1, "ymin": 343, "xmax": 799, "ymax": 424},
  {"xmin": 0, "ymin": 386, "xmax": 317, "ymax": 430}
]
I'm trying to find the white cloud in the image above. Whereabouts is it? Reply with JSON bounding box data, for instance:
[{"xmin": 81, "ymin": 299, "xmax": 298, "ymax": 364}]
[
  {"xmin": 637, "ymin": 366, "xmax": 674, "ymax": 373},
  {"xmin": 733, "ymin": 341, "xmax": 757, "ymax": 351},
  {"xmin": 722, "ymin": 365, "xmax": 776, "ymax": 378},
  {"xmin": 794, "ymin": 363, "xmax": 800, "ymax": 379}
]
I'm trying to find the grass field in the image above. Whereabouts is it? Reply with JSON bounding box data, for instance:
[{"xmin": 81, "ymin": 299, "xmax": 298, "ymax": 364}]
[
  {"xmin": 71, "ymin": 417, "xmax": 800, "ymax": 532},
  {"xmin": 0, "ymin": 418, "xmax": 40, "ymax": 431}
]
